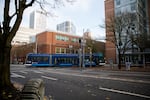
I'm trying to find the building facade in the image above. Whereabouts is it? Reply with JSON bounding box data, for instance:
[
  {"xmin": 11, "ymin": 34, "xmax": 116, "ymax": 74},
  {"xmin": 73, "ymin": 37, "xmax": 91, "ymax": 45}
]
[
  {"xmin": 30, "ymin": 10, "xmax": 47, "ymax": 30},
  {"xmin": 12, "ymin": 27, "xmax": 42, "ymax": 45},
  {"xmin": 148, "ymin": 0, "xmax": 150, "ymax": 36},
  {"xmin": 83, "ymin": 29, "xmax": 92, "ymax": 39},
  {"xmin": 11, "ymin": 27, "xmax": 42, "ymax": 64},
  {"xmin": 56, "ymin": 21, "xmax": 76, "ymax": 34},
  {"xmin": 105, "ymin": 0, "xmax": 150, "ymax": 65},
  {"xmin": 105, "ymin": 0, "xmax": 116, "ymax": 64},
  {"xmin": 114, "ymin": 0, "xmax": 148, "ymax": 36},
  {"xmin": 36, "ymin": 31, "xmax": 81, "ymax": 54},
  {"xmin": 11, "ymin": 29, "xmax": 105, "ymax": 64}
]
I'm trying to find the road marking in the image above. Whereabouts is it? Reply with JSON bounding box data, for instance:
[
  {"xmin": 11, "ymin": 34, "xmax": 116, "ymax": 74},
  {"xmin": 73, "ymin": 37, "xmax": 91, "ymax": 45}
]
[
  {"xmin": 11, "ymin": 72, "xmax": 25, "ymax": 78},
  {"xmin": 19, "ymin": 71, "xmax": 28, "ymax": 74},
  {"xmin": 99, "ymin": 87, "xmax": 150, "ymax": 99},
  {"xmin": 33, "ymin": 70, "xmax": 43, "ymax": 74},
  {"xmin": 42, "ymin": 70, "xmax": 150, "ymax": 84},
  {"xmin": 98, "ymin": 76, "xmax": 150, "ymax": 84},
  {"xmin": 41, "ymin": 76, "xmax": 58, "ymax": 81}
]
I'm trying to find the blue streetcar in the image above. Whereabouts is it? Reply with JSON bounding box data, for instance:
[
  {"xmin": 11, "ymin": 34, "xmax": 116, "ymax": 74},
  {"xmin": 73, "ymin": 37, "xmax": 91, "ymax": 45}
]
[{"xmin": 25, "ymin": 53, "xmax": 103, "ymax": 67}]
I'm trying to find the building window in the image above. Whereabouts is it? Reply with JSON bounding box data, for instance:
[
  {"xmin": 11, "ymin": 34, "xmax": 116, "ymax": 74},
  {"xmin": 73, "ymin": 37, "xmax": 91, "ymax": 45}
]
[
  {"xmin": 55, "ymin": 48, "xmax": 60, "ymax": 54},
  {"xmin": 56, "ymin": 35, "xmax": 60, "ymax": 40},
  {"xmin": 116, "ymin": 0, "xmax": 120, "ymax": 5},
  {"xmin": 61, "ymin": 48, "xmax": 66, "ymax": 54},
  {"xmin": 116, "ymin": 9, "xmax": 121, "ymax": 16},
  {"xmin": 65, "ymin": 37, "xmax": 69, "ymax": 41},
  {"xmin": 71, "ymin": 38, "xmax": 79, "ymax": 43},
  {"xmin": 131, "ymin": 3, "xmax": 136, "ymax": 11},
  {"xmin": 55, "ymin": 47, "xmax": 66, "ymax": 54},
  {"xmin": 56, "ymin": 35, "xmax": 69, "ymax": 41}
]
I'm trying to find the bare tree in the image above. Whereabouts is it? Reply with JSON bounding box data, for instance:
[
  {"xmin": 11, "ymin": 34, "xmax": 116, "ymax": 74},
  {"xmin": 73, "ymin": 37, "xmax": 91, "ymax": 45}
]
[
  {"xmin": 11, "ymin": 43, "xmax": 35, "ymax": 64},
  {"xmin": 85, "ymin": 39, "xmax": 105, "ymax": 54},
  {"xmin": 135, "ymin": 32, "xmax": 150, "ymax": 51},
  {"xmin": 134, "ymin": 31, "xmax": 150, "ymax": 66},
  {"xmin": 104, "ymin": 12, "xmax": 137, "ymax": 69},
  {"xmin": 0, "ymin": 0, "xmax": 75, "ymax": 99}
]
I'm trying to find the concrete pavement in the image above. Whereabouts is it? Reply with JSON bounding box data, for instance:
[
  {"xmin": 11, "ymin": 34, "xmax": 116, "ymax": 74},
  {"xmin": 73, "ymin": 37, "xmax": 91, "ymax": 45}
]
[
  {"xmin": 74, "ymin": 64, "xmax": 150, "ymax": 72},
  {"xmin": 11, "ymin": 64, "xmax": 150, "ymax": 100}
]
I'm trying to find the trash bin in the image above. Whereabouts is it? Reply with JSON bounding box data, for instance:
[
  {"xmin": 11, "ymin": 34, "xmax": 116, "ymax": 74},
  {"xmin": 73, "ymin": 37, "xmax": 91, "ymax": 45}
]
[
  {"xmin": 108, "ymin": 59, "xmax": 114, "ymax": 69},
  {"xmin": 126, "ymin": 62, "xmax": 131, "ymax": 70}
]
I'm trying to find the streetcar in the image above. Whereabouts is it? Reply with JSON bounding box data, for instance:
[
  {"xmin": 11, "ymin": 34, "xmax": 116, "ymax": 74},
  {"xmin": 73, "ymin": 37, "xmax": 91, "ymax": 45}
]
[
  {"xmin": 25, "ymin": 53, "xmax": 52, "ymax": 67},
  {"xmin": 24, "ymin": 53, "xmax": 103, "ymax": 67}
]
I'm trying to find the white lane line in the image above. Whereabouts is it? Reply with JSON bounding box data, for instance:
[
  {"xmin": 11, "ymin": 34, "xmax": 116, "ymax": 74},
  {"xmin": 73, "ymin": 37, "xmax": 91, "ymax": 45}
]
[
  {"xmin": 41, "ymin": 76, "xmax": 58, "ymax": 81},
  {"xmin": 41, "ymin": 70, "xmax": 150, "ymax": 84},
  {"xmin": 98, "ymin": 76, "xmax": 150, "ymax": 84},
  {"xmin": 19, "ymin": 71, "xmax": 28, "ymax": 74},
  {"xmin": 99, "ymin": 87, "xmax": 150, "ymax": 99},
  {"xmin": 11, "ymin": 72, "xmax": 25, "ymax": 78},
  {"xmin": 33, "ymin": 70, "xmax": 43, "ymax": 74}
]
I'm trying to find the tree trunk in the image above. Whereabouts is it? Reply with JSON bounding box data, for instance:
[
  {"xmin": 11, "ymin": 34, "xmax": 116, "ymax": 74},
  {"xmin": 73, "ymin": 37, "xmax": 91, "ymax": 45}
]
[
  {"xmin": 0, "ymin": 43, "xmax": 12, "ymax": 88},
  {"xmin": 118, "ymin": 51, "xmax": 121, "ymax": 69}
]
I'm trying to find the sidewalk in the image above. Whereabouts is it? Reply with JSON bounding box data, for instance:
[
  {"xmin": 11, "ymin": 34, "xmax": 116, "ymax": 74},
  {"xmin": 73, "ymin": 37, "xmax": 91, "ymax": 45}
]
[
  {"xmin": 87, "ymin": 64, "xmax": 150, "ymax": 72},
  {"xmin": 70, "ymin": 64, "xmax": 150, "ymax": 72}
]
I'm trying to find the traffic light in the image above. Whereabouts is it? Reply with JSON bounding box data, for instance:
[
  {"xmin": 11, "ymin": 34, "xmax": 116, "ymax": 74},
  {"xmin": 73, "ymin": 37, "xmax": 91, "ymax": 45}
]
[{"xmin": 79, "ymin": 38, "xmax": 82, "ymax": 43}]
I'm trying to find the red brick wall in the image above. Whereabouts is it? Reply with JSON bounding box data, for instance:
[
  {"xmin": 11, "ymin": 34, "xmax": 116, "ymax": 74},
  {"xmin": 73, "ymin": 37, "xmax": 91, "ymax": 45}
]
[
  {"xmin": 36, "ymin": 31, "xmax": 81, "ymax": 54},
  {"xmin": 105, "ymin": 0, "xmax": 116, "ymax": 63}
]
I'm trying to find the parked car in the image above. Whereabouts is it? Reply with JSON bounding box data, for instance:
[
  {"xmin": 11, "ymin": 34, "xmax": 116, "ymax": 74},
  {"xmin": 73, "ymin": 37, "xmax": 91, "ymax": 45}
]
[{"xmin": 99, "ymin": 60, "xmax": 105, "ymax": 66}]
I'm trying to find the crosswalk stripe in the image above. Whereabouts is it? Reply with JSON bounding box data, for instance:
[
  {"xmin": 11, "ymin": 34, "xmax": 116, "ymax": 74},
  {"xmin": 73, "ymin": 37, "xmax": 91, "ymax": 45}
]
[
  {"xmin": 20, "ymin": 71, "xmax": 28, "ymax": 74},
  {"xmin": 33, "ymin": 70, "xmax": 43, "ymax": 74},
  {"xmin": 11, "ymin": 72, "xmax": 25, "ymax": 78},
  {"xmin": 41, "ymin": 76, "xmax": 58, "ymax": 81}
]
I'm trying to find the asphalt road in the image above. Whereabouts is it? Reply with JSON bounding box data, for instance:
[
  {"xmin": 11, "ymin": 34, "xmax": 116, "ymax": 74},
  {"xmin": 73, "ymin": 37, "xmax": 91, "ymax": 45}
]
[{"xmin": 10, "ymin": 64, "xmax": 150, "ymax": 100}]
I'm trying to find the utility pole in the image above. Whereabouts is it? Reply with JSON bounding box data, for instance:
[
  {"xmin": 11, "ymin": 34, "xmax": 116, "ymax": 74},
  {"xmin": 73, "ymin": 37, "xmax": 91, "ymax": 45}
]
[
  {"xmin": 88, "ymin": 47, "xmax": 92, "ymax": 67},
  {"xmin": 82, "ymin": 29, "xmax": 86, "ymax": 69},
  {"xmin": 79, "ymin": 48, "xmax": 82, "ymax": 69}
]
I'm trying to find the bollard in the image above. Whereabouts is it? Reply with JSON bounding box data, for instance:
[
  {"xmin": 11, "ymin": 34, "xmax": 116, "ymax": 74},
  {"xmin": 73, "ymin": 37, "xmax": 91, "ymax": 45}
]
[
  {"xmin": 125, "ymin": 62, "xmax": 131, "ymax": 71},
  {"xmin": 21, "ymin": 78, "xmax": 45, "ymax": 100}
]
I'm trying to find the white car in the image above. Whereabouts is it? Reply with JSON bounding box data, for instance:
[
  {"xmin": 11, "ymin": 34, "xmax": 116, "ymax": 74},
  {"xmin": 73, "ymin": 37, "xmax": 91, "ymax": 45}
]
[{"xmin": 99, "ymin": 60, "xmax": 105, "ymax": 66}]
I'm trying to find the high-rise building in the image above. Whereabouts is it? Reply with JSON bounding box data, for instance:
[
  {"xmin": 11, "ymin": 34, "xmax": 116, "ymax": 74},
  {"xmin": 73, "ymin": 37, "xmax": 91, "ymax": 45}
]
[
  {"xmin": 147, "ymin": 0, "xmax": 150, "ymax": 36},
  {"xmin": 114, "ymin": 0, "xmax": 148, "ymax": 36},
  {"xmin": 30, "ymin": 10, "xmax": 47, "ymax": 30},
  {"xmin": 83, "ymin": 29, "xmax": 92, "ymax": 39},
  {"xmin": 105, "ymin": 0, "xmax": 150, "ymax": 65},
  {"xmin": 56, "ymin": 21, "xmax": 76, "ymax": 34}
]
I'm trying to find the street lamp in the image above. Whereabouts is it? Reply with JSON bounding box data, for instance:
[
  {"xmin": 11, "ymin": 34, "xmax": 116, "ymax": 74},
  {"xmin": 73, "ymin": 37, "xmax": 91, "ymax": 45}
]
[
  {"xmin": 78, "ymin": 48, "xmax": 82, "ymax": 69},
  {"xmin": 79, "ymin": 37, "xmax": 86, "ymax": 69}
]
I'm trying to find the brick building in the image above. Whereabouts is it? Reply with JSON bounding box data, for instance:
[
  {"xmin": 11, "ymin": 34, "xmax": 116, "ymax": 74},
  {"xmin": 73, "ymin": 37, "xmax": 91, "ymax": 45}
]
[
  {"xmin": 104, "ymin": 0, "xmax": 116, "ymax": 63},
  {"xmin": 36, "ymin": 31, "xmax": 81, "ymax": 54}
]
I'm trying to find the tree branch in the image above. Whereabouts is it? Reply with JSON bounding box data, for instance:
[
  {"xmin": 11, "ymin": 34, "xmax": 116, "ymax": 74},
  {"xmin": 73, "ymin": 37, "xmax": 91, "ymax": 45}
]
[
  {"xmin": 0, "ymin": 23, "xmax": 2, "ymax": 35},
  {"xmin": 10, "ymin": 0, "xmax": 18, "ymax": 19},
  {"xmin": 3, "ymin": 0, "xmax": 11, "ymax": 37},
  {"xmin": 7, "ymin": 0, "xmax": 33, "ymax": 44},
  {"xmin": 15, "ymin": 0, "xmax": 18, "ymax": 11},
  {"xmin": 25, "ymin": 0, "xmax": 35, "ymax": 8}
]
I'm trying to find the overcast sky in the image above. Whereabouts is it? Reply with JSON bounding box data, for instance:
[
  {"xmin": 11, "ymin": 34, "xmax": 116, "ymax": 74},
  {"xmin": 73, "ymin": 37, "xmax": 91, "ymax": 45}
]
[{"xmin": 1, "ymin": 0, "xmax": 105, "ymax": 40}]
